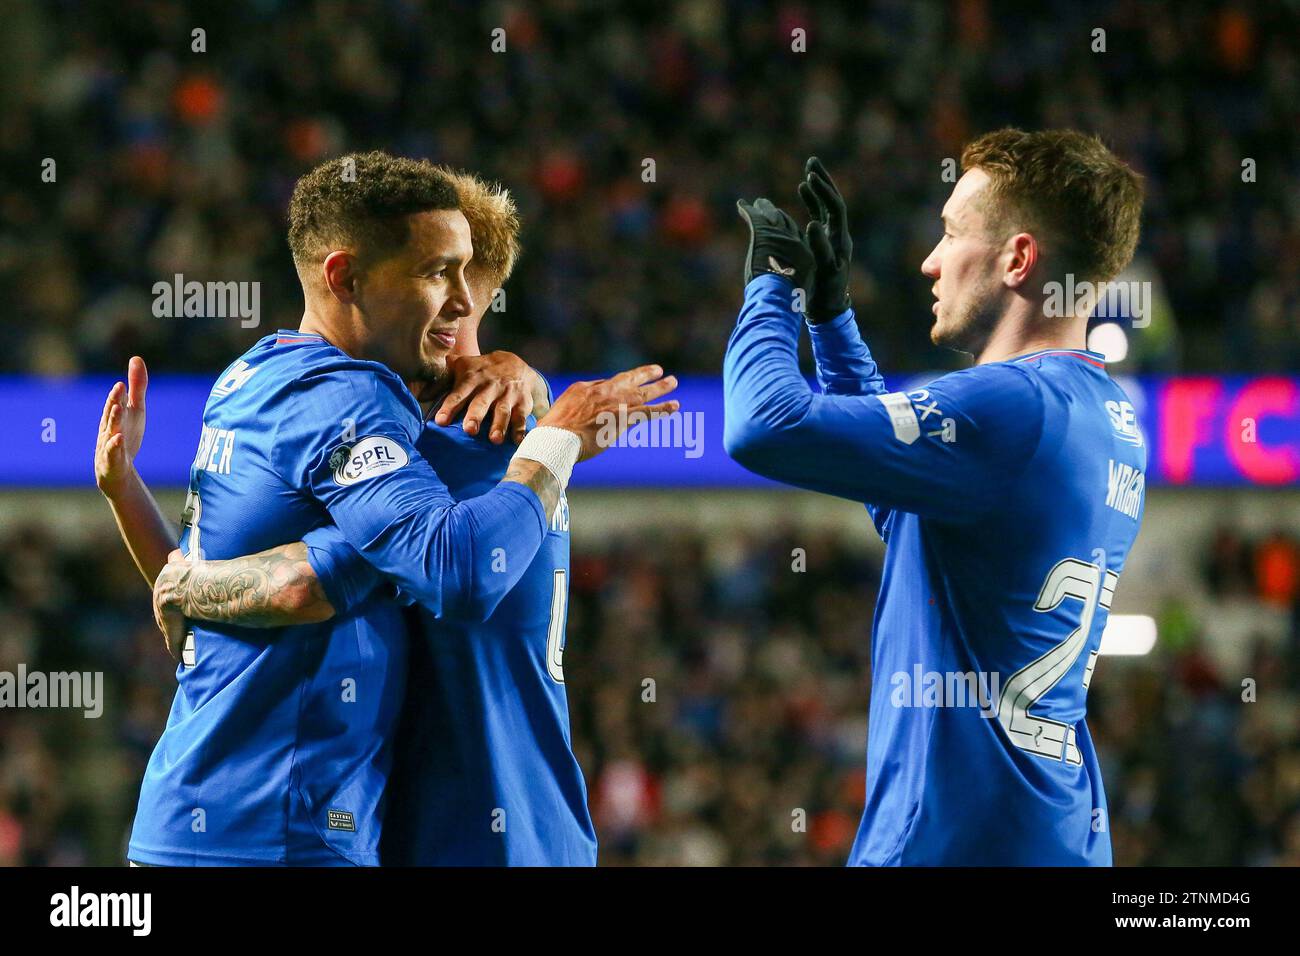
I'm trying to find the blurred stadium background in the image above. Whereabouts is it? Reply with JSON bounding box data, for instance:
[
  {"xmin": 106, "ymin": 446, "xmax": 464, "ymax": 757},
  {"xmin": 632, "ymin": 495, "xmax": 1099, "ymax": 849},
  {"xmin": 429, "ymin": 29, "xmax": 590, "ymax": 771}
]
[{"xmin": 1, "ymin": 0, "xmax": 1298, "ymax": 866}]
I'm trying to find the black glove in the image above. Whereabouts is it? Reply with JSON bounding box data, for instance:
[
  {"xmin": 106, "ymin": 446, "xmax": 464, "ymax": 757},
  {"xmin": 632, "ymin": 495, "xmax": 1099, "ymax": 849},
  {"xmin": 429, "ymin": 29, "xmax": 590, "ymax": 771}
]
[
  {"xmin": 736, "ymin": 198, "xmax": 815, "ymax": 296},
  {"xmin": 797, "ymin": 157, "xmax": 853, "ymax": 323}
]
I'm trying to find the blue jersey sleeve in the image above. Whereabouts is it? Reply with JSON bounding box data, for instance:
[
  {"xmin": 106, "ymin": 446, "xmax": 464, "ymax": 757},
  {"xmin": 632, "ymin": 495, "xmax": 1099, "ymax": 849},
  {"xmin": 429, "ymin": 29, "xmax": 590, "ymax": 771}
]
[
  {"xmin": 302, "ymin": 523, "xmax": 407, "ymax": 615},
  {"xmin": 807, "ymin": 308, "xmax": 895, "ymax": 532},
  {"xmin": 723, "ymin": 274, "xmax": 1045, "ymax": 522},
  {"xmin": 807, "ymin": 309, "xmax": 887, "ymax": 397},
  {"xmin": 271, "ymin": 360, "xmax": 547, "ymax": 621}
]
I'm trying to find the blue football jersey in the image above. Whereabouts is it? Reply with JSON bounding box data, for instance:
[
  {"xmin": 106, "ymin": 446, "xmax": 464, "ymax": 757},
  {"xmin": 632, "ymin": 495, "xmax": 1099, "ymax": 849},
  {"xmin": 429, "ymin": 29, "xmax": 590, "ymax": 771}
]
[
  {"xmin": 724, "ymin": 275, "xmax": 1147, "ymax": 866},
  {"xmin": 304, "ymin": 409, "xmax": 597, "ymax": 866},
  {"xmin": 128, "ymin": 330, "xmax": 550, "ymax": 866}
]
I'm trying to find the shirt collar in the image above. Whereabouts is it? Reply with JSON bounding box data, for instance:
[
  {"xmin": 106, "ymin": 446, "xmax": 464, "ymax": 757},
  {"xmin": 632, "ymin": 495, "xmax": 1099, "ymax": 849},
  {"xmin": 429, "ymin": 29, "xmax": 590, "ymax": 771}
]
[{"xmin": 1013, "ymin": 348, "xmax": 1107, "ymax": 368}]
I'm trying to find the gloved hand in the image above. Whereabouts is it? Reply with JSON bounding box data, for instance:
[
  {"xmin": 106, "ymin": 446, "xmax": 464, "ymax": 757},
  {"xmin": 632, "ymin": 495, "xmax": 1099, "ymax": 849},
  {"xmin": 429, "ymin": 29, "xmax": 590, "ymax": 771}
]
[
  {"xmin": 736, "ymin": 197, "xmax": 816, "ymax": 297},
  {"xmin": 797, "ymin": 157, "xmax": 853, "ymax": 323}
]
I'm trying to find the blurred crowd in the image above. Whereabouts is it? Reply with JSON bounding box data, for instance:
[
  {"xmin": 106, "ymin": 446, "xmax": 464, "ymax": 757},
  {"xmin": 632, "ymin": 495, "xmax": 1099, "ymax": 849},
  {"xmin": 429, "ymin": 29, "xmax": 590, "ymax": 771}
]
[
  {"xmin": 1, "ymin": 513, "xmax": 1296, "ymax": 866},
  {"xmin": 3, "ymin": 0, "xmax": 1299, "ymax": 378}
]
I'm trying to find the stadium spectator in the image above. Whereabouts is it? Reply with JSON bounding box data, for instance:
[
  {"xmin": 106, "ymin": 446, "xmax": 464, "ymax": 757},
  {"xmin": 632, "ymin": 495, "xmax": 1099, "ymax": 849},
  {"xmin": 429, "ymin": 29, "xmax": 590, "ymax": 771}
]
[{"xmin": 3, "ymin": 1, "xmax": 1299, "ymax": 378}]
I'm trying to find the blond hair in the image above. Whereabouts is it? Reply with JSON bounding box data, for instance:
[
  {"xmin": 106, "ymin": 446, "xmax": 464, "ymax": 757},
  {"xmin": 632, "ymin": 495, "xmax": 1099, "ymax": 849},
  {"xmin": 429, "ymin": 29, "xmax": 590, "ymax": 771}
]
[{"xmin": 435, "ymin": 167, "xmax": 522, "ymax": 286}]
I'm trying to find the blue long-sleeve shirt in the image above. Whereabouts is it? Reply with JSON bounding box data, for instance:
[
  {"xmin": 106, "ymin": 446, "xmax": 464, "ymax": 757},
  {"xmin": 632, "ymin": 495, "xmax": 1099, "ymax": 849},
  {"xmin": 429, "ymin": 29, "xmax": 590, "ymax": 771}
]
[
  {"xmin": 724, "ymin": 275, "xmax": 1147, "ymax": 865},
  {"xmin": 301, "ymin": 405, "xmax": 596, "ymax": 866},
  {"xmin": 270, "ymin": 346, "xmax": 546, "ymax": 618},
  {"xmin": 128, "ymin": 330, "xmax": 548, "ymax": 866}
]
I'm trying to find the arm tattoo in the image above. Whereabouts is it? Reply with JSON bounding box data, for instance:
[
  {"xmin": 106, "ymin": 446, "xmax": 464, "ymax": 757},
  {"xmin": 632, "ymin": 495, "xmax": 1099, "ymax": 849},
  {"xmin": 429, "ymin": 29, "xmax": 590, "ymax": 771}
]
[
  {"xmin": 172, "ymin": 542, "xmax": 335, "ymax": 627},
  {"xmin": 502, "ymin": 458, "xmax": 562, "ymax": 525}
]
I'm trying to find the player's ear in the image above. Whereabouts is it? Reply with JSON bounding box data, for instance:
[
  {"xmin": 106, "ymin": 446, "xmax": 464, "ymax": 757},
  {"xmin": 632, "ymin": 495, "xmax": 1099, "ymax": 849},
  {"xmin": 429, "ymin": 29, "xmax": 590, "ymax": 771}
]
[
  {"xmin": 1003, "ymin": 232, "xmax": 1038, "ymax": 290},
  {"xmin": 321, "ymin": 251, "xmax": 359, "ymax": 304}
]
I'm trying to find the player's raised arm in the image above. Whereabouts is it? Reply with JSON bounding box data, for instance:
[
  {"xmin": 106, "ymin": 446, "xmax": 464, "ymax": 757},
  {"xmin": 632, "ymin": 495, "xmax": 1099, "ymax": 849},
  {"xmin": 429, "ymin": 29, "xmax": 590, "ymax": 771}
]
[
  {"xmin": 154, "ymin": 364, "xmax": 674, "ymax": 642},
  {"xmin": 266, "ymin": 360, "xmax": 676, "ymax": 624},
  {"xmin": 798, "ymin": 158, "xmax": 889, "ymax": 399},
  {"xmin": 93, "ymin": 356, "xmax": 180, "ymax": 585},
  {"xmin": 724, "ymin": 200, "xmax": 1044, "ymax": 523}
]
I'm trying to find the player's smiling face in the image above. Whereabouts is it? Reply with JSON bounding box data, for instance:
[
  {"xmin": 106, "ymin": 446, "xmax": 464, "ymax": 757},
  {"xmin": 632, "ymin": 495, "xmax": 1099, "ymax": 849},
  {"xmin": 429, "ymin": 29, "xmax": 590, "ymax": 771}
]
[
  {"xmin": 921, "ymin": 169, "xmax": 1006, "ymax": 354},
  {"xmin": 355, "ymin": 208, "xmax": 475, "ymax": 383}
]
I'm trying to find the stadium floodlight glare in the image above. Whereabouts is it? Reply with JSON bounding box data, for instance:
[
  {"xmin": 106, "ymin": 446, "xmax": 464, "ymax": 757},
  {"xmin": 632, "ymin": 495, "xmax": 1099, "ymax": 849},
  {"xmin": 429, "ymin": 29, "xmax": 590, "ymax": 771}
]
[
  {"xmin": 1087, "ymin": 321, "xmax": 1129, "ymax": 363},
  {"xmin": 1098, "ymin": 614, "xmax": 1157, "ymax": 656}
]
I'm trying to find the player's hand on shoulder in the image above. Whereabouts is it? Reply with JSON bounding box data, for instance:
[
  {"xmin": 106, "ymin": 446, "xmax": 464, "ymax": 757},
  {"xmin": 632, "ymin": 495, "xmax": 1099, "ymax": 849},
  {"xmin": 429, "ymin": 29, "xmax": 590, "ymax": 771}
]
[
  {"xmin": 94, "ymin": 356, "xmax": 149, "ymax": 498},
  {"xmin": 545, "ymin": 364, "xmax": 679, "ymax": 461},
  {"xmin": 430, "ymin": 351, "xmax": 536, "ymax": 445}
]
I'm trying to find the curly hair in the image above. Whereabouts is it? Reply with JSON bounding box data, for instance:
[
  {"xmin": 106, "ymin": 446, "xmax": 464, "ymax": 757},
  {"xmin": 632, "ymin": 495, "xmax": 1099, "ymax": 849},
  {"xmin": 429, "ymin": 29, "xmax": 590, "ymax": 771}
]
[
  {"xmin": 287, "ymin": 151, "xmax": 459, "ymax": 270},
  {"xmin": 961, "ymin": 128, "xmax": 1144, "ymax": 284}
]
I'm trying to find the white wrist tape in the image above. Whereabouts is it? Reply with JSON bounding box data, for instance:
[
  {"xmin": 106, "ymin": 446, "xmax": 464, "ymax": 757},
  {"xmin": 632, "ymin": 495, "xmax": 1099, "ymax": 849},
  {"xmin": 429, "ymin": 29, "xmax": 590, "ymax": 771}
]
[{"xmin": 512, "ymin": 425, "xmax": 582, "ymax": 489}]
